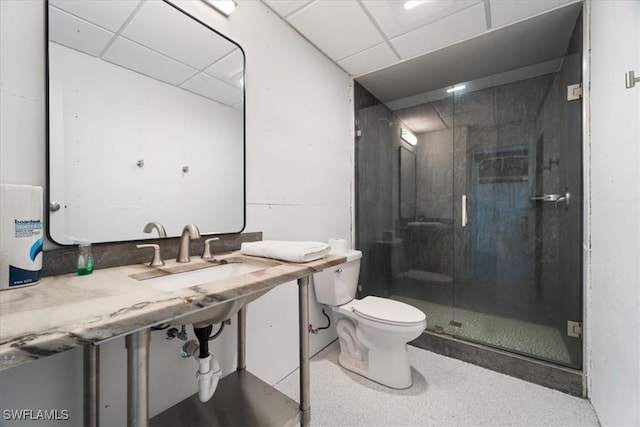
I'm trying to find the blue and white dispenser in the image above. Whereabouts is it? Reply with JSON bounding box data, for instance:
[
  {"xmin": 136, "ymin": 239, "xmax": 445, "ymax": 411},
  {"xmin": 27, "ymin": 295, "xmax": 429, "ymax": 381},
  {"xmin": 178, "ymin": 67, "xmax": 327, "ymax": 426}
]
[{"xmin": 0, "ymin": 184, "xmax": 43, "ymax": 290}]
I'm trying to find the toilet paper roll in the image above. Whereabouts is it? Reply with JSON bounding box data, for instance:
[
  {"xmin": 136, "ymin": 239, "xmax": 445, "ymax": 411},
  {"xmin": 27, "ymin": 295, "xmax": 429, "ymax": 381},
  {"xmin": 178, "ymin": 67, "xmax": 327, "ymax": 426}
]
[
  {"xmin": 0, "ymin": 184, "xmax": 43, "ymax": 290},
  {"xmin": 328, "ymin": 238, "xmax": 347, "ymax": 254}
]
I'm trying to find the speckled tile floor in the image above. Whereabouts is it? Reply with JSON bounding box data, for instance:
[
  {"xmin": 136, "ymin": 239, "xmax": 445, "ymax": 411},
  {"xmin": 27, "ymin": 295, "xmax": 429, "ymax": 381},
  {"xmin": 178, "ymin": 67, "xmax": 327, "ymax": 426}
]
[
  {"xmin": 274, "ymin": 341, "xmax": 599, "ymax": 427},
  {"xmin": 392, "ymin": 295, "xmax": 573, "ymax": 366}
]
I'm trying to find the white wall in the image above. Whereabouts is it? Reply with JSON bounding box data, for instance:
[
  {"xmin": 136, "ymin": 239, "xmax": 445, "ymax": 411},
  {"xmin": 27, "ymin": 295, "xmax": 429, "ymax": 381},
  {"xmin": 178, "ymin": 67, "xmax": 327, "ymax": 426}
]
[
  {"xmin": 0, "ymin": 0, "xmax": 352, "ymax": 425},
  {"xmin": 49, "ymin": 42, "xmax": 244, "ymax": 243},
  {"xmin": 588, "ymin": 0, "xmax": 640, "ymax": 425}
]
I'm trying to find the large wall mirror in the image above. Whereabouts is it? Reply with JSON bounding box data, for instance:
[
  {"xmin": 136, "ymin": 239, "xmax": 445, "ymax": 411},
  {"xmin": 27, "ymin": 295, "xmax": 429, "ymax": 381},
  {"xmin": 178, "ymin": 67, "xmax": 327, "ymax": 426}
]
[{"xmin": 46, "ymin": 0, "xmax": 245, "ymax": 245}]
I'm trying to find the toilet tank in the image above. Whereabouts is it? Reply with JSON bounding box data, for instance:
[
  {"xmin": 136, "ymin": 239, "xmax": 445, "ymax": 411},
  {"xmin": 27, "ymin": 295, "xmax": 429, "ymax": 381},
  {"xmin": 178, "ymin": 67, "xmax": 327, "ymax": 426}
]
[{"xmin": 313, "ymin": 250, "xmax": 362, "ymax": 306}]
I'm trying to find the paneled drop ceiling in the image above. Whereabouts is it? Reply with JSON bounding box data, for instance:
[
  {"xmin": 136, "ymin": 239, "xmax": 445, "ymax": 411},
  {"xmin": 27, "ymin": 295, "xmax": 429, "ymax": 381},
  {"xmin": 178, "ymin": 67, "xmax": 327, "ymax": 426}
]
[
  {"xmin": 262, "ymin": 0, "xmax": 579, "ymax": 78},
  {"xmin": 48, "ymin": 0, "xmax": 244, "ymax": 108}
]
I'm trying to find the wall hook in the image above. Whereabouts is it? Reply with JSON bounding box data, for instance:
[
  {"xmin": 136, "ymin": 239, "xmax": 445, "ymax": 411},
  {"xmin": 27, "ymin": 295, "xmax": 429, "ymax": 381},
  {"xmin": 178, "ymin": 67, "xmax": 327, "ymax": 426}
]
[
  {"xmin": 626, "ymin": 70, "xmax": 640, "ymax": 89},
  {"xmin": 182, "ymin": 165, "xmax": 189, "ymax": 173},
  {"xmin": 136, "ymin": 159, "xmax": 144, "ymax": 168}
]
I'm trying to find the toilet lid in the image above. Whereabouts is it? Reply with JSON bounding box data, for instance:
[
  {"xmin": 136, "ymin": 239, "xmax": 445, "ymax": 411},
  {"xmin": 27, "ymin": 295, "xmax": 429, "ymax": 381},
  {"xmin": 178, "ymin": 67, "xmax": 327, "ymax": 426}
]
[{"xmin": 353, "ymin": 296, "xmax": 425, "ymax": 326}]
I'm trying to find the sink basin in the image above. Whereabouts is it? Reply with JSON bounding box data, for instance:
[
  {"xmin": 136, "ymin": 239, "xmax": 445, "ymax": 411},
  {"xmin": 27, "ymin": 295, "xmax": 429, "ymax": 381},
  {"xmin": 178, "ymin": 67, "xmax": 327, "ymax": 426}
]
[
  {"xmin": 134, "ymin": 257, "xmax": 276, "ymax": 326},
  {"xmin": 148, "ymin": 262, "xmax": 265, "ymax": 292}
]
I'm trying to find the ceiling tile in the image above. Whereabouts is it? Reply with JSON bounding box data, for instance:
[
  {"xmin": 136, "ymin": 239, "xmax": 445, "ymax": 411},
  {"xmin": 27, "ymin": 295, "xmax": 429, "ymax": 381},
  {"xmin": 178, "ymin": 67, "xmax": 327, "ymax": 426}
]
[
  {"xmin": 103, "ymin": 37, "xmax": 197, "ymax": 86},
  {"xmin": 490, "ymin": 0, "xmax": 577, "ymax": 28},
  {"xmin": 232, "ymin": 100, "xmax": 244, "ymax": 111},
  {"xmin": 391, "ymin": 2, "xmax": 487, "ymax": 60},
  {"xmin": 205, "ymin": 49, "xmax": 244, "ymax": 87},
  {"xmin": 121, "ymin": 1, "xmax": 235, "ymax": 70},
  {"xmin": 396, "ymin": 104, "xmax": 448, "ymax": 134},
  {"xmin": 287, "ymin": 0, "xmax": 384, "ymax": 61},
  {"xmin": 181, "ymin": 74, "xmax": 243, "ymax": 106},
  {"xmin": 48, "ymin": 6, "xmax": 114, "ymax": 57},
  {"xmin": 49, "ymin": 0, "xmax": 141, "ymax": 32},
  {"xmin": 337, "ymin": 43, "xmax": 398, "ymax": 77},
  {"xmin": 262, "ymin": 0, "xmax": 313, "ymax": 17},
  {"xmin": 361, "ymin": 0, "xmax": 481, "ymax": 39}
]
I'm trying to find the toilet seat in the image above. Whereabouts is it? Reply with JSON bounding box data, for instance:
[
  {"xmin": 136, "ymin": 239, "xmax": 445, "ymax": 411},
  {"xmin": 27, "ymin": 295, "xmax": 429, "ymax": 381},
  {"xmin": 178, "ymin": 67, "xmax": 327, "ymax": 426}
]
[{"xmin": 353, "ymin": 296, "xmax": 426, "ymax": 326}]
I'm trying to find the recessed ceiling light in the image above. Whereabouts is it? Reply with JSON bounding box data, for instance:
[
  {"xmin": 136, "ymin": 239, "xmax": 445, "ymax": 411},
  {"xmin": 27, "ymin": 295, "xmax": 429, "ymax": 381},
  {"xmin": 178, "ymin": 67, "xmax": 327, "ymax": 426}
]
[
  {"xmin": 404, "ymin": 1, "xmax": 428, "ymax": 11},
  {"xmin": 203, "ymin": 0, "xmax": 237, "ymax": 17},
  {"xmin": 446, "ymin": 85, "xmax": 466, "ymax": 93}
]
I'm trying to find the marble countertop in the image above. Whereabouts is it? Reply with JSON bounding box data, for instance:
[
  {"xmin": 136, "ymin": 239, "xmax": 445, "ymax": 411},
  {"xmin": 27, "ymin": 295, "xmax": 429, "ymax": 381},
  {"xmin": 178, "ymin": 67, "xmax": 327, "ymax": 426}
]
[{"xmin": 0, "ymin": 251, "xmax": 346, "ymax": 372}]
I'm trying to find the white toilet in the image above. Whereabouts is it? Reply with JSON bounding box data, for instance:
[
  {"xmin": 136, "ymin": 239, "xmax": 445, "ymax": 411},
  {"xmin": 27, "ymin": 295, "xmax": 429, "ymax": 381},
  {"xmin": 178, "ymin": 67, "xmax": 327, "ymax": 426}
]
[{"xmin": 314, "ymin": 250, "xmax": 426, "ymax": 389}]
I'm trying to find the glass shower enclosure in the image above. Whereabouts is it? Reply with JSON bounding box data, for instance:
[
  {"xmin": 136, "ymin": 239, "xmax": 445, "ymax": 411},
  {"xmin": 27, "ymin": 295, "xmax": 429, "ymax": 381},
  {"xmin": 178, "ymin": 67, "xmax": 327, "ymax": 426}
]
[{"xmin": 355, "ymin": 11, "xmax": 583, "ymax": 369}]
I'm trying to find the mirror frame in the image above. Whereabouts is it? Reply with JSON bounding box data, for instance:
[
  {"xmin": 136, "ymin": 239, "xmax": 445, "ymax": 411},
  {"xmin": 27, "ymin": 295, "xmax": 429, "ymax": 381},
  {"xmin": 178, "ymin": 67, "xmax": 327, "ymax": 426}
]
[{"xmin": 45, "ymin": 0, "xmax": 246, "ymax": 245}]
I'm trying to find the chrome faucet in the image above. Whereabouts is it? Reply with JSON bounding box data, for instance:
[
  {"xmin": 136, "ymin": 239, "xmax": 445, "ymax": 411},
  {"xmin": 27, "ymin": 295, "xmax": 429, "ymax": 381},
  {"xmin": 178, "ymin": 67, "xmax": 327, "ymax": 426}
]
[
  {"xmin": 177, "ymin": 224, "xmax": 200, "ymax": 263},
  {"xmin": 143, "ymin": 221, "xmax": 167, "ymax": 238}
]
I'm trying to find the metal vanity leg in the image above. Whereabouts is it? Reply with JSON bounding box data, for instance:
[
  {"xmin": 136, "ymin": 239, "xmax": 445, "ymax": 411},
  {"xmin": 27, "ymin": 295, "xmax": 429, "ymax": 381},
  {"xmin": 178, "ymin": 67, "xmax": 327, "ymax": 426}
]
[
  {"xmin": 83, "ymin": 344, "xmax": 100, "ymax": 427},
  {"xmin": 298, "ymin": 275, "xmax": 311, "ymax": 426},
  {"xmin": 125, "ymin": 329, "xmax": 151, "ymax": 427},
  {"xmin": 237, "ymin": 306, "xmax": 247, "ymax": 371}
]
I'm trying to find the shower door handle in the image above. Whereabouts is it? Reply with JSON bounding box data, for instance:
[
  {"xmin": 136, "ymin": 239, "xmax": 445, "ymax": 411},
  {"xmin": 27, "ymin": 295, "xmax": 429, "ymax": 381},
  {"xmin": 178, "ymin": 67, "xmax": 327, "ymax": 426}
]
[
  {"xmin": 462, "ymin": 195, "xmax": 468, "ymax": 227},
  {"xmin": 530, "ymin": 191, "xmax": 570, "ymax": 208}
]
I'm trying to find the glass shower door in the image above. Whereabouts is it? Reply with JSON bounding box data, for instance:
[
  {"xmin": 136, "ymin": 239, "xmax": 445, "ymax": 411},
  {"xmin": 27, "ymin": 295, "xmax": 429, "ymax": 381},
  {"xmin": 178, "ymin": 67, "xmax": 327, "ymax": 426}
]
[
  {"xmin": 393, "ymin": 93, "xmax": 456, "ymax": 334},
  {"xmin": 448, "ymin": 51, "xmax": 583, "ymax": 369}
]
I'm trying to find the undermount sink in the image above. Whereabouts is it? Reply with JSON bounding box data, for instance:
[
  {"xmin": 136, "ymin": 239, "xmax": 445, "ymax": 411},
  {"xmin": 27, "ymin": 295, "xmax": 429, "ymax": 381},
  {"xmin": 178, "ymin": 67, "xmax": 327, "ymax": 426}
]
[
  {"xmin": 147, "ymin": 262, "xmax": 265, "ymax": 292},
  {"xmin": 132, "ymin": 257, "xmax": 276, "ymax": 326}
]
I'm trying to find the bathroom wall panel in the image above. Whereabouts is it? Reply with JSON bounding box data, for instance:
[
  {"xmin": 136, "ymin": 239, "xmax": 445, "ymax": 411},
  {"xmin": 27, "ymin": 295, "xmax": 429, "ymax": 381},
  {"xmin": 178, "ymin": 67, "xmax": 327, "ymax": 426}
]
[
  {"xmin": 0, "ymin": 347, "xmax": 83, "ymax": 426},
  {"xmin": 243, "ymin": 203, "xmax": 351, "ymax": 384},
  {"xmin": 589, "ymin": 0, "xmax": 640, "ymax": 424},
  {"xmin": 0, "ymin": 0, "xmax": 46, "ymax": 196}
]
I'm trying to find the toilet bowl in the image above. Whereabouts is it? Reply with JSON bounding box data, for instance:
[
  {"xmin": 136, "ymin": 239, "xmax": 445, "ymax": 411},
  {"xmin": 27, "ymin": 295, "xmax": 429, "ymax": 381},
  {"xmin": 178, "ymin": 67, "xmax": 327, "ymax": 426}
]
[{"xmin": 314, "ymin": 250, "xmax": 426, "ymax": 389}]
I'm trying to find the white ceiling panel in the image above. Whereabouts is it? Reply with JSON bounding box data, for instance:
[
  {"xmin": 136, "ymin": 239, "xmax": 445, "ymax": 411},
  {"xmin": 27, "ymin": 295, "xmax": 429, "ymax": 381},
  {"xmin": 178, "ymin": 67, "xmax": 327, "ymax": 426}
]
[
  {"xmin": 287, "ymin": 0, "xmax": 384, "ymax": 61},
  {"xmin": 490, "ymin": 0, "xmax": 577, "ymax": 28},
  {"xmin": 48, "ymin": 6, "xmax": 114, "ymax": 57},
  {"xmin": 103, "ymin": 37, "xmax": 197, "ymax": 86},
  {"xmin": 205, "ymin": 49, "xmax": 244, "ymax": 87},
  {"xmin": 359, "ymin": 2, "xmax": 581, "ymax": 103},
  {"xmin": 49, "ymin": 0, "xmax": 141, "ymax": 32},
  {"xmin": 232, "ymin": 100, "xmax": 244, "ymax": 111},
  {"xmin": 121, "ymin": 0, "xmax": 235, "ymax": 70},
  {"xmin": 181, "ymin": 74, "xmax": 243, "ymax": 106},
  {"xmin": 262, "ymin": 0, "xmax": 313, "ymax": 18},
  {"xmin": 337, "ymin": 43, "xmax": 398, "ymax": 77},
  {"xmin": 361, "ymin": 0, "xmax": 481, "ymax": 39},
  {"xmin": 391, "ymin": 2, "xmax": 487, "ymax": 60},
  {"xmin": 395, "ymin": 103, "xmax": 447, "ymax": 134}
]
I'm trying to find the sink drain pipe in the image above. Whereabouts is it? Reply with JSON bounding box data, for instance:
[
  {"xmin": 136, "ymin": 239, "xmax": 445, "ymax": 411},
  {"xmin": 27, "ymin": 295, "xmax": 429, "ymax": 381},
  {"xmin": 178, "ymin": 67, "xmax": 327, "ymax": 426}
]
[{"xmin": 193, "ymin": 324, "xmax": 222, "ymax": 403}]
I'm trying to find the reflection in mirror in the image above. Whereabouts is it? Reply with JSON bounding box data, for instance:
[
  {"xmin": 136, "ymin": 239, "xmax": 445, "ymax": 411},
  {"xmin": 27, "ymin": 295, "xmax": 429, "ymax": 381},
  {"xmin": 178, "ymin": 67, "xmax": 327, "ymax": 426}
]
[
  {"xmin": 47, "ymin": 0, "xmax": 245, "ymax": 244},
  {"xmin": 399, "ymin": 147, "xmax": 416, "ymax": 221}
]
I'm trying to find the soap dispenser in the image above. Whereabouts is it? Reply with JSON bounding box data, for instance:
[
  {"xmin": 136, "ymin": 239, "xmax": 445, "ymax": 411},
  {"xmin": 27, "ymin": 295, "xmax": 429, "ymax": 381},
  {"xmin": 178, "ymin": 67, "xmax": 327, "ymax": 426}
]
[{"xmin": 77, "ymin": 242, "xmax": 93, "ymax": 275}]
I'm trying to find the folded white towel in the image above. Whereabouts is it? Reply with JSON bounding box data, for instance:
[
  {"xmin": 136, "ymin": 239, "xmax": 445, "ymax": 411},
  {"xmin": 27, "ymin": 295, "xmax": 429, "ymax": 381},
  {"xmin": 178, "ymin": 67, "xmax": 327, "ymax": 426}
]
[{"xmin": 240, "ymin": 240, "xmax": 330, "ymax": 263}]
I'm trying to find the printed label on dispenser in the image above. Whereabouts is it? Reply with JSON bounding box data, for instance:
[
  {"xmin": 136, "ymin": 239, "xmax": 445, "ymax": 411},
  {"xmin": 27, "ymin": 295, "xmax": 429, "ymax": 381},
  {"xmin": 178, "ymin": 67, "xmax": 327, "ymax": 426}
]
[{"xmin": 0, "ymin": 184, "xmax": 44, "ymax": 290}]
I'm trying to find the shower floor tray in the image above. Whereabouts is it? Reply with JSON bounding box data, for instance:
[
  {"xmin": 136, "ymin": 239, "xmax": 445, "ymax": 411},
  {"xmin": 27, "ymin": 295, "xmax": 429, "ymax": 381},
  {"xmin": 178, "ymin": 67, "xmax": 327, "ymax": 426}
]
[{"xmin": 392, "ymin": 295, "xmax": 573, "ymax": 367}]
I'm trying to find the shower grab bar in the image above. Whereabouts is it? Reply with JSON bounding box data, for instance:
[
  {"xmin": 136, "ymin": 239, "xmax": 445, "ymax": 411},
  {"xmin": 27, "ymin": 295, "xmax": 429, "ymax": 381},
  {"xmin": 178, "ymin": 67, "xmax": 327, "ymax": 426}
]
[{"xmin": 530, "ymin": 191, "xmax": 570, "ymax": 208}]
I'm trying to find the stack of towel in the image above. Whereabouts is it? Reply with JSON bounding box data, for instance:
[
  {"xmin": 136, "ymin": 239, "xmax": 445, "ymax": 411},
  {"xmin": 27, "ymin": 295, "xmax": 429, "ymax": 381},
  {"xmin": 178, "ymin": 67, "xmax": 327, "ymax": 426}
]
[{"xmin": 240, "ymin": 241, "xmax": 330, "ymax": 263}]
